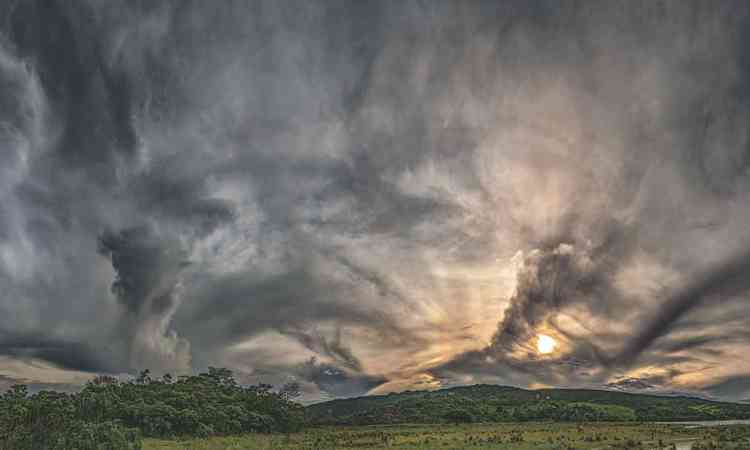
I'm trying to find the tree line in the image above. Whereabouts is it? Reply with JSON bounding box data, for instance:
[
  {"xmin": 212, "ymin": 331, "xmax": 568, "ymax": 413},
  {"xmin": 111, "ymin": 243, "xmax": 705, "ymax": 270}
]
[{"xmin": 0, "ymin": 367, "xmax": 303, "ymax": 450}]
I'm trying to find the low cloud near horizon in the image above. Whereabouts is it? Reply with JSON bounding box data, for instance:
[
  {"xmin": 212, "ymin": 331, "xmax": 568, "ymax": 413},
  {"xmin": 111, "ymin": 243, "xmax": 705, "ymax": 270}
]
[{"xmin": 2, "ymin": 0, "xmax": 750, "ymax": 402}]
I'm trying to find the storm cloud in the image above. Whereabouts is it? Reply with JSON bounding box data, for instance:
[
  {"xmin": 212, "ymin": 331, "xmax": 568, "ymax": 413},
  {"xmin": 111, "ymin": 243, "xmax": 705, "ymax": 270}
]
[{"xmin": 1, "ymin": 0, "xmax": 750, "ymax": 401}]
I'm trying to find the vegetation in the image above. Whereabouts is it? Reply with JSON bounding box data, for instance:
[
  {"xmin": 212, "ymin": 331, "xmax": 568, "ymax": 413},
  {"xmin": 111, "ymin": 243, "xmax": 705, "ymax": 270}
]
[
  {"xmin": 691, "ymin": 425, "xmax": 750, "ymax": 450},
  {"xmin": 0, "ymin": 368, "xmax": 302, "ymax": 450},
  {"xmin": 143, "ymin": 422, "xmax": 744, "ymax": 449},
  {"xmin": 306, "ymin": 384, "xmax": 750, "ymax": 425},
  {"xmin": 4, "ymin": 372, "xmax": 750, "ymax": 449}
]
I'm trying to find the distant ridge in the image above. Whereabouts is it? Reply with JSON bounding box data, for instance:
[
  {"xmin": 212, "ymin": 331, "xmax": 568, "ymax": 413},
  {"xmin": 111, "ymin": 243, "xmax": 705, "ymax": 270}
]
[{"xmin": 306, "ymin": 384, "xmax": 750, "ymax": 425}]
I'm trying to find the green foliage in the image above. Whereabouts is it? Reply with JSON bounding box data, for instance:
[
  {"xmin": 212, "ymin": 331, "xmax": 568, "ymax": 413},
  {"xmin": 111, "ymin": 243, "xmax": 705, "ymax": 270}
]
[
  {"xmin": 0, "ymin": 386, "xmax": 141, "ymax": 450},
  {"xmin": 692, "ymin": 425, "xmax": 750, "ymax": 450},
  {"xmin": 306, "ymin": 384, "xmax": 750, "ymax": 426},
  {"xmin": 0, "ymin": 367, "xmax": 303, "ymax": 449},
  {"xmin": 143, "ymin": 422, "xmax": 716, "ymax": 450}
]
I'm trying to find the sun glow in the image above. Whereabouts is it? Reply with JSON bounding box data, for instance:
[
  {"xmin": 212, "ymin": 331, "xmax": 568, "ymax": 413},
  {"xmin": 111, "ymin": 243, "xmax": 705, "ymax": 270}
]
[{"xmin": 536, "ymin": 334, "xmax": 557, "ymax": 354}]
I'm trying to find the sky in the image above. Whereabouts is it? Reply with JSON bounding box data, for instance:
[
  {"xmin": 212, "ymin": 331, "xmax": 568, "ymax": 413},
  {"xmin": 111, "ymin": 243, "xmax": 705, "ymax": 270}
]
[{"xmin": 1, "ymin": 0, "xmax": 750, "ymax": 402}]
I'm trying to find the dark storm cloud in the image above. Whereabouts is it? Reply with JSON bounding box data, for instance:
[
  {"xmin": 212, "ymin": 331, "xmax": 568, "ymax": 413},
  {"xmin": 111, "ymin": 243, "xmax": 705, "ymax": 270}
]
[
  {"xmin": 705, "ymin": 375, "xmax": 750, "ymax": 400},
  {"xmin": 0, "ymin": 332, "xmax": 106, "ymax": 373},
  {"xmin": 280, "ymin": 327, "xmax": 364, "ymax": 373},
  {"xmin": 612, "ymin": 249, "xmax": 750, "ymax": 367},
  {"xmin": 98, "ymin": 227, "xmax": 188, "ymax": 314},
  {"xmin": 490, "ymin": 241, "xmax": 623, "ymax": 352},
  {"xmin": 6, "ymin": 0, "xmax": 137, "ymax": 169},
  {"xmin": 183, "ymin": 268, "xmax": 374, "ymax": 348},
  {"xmin": 132, "ymin": 167, "xmax": 235, "ymax": 237},
  {"xmin": 297, "ymin": 357, "xmax": 387, "ymax": 399},
  {"xmin": 406, "ymin": 1, "xmax": 750, "ymax": 397},
  {"xmin": 178, "ymin": 250, "xmax": 418, "ymax": 372},
  {"xmin": 2, "ymin": 0, "xmax": 750, "ymax": 399},
  {"xmin": 430, "ymin": 229, "xmax": 635, "ymax": 385},
  {"xmin": 434, "ymin": 241, "xmax": 750, "ymax": 390}
]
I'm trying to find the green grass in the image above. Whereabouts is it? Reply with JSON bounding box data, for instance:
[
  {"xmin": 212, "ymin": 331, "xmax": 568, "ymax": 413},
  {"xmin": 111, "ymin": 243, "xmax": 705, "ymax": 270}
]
[{"xmin": 143, "ymin": 422, "xmax": 724, "ymax": 449}]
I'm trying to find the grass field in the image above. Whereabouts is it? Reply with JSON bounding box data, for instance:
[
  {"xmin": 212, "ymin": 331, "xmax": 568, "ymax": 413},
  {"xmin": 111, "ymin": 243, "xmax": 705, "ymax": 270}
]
[{"xmin": 143, "ymin": 422, "xmax": 750, "ymax": 449}]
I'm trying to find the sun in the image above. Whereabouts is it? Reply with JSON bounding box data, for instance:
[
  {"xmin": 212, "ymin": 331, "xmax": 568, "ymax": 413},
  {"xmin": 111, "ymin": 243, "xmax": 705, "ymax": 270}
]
[{"xmin": 536, "ymin": 334, "xmax": 557, "ymax": 354}]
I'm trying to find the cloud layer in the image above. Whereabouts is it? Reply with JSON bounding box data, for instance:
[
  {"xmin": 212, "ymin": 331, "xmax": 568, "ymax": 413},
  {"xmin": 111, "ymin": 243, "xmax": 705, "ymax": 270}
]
[{"xmin": 2, "ymin": 0, "xmax": 750, "ymax": 401}]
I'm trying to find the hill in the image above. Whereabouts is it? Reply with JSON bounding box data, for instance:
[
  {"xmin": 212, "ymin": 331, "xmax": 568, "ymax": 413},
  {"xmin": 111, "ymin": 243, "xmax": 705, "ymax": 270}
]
[{"xmin": 305, "ymin": 384, "xmax": 750, "ymax": 425}]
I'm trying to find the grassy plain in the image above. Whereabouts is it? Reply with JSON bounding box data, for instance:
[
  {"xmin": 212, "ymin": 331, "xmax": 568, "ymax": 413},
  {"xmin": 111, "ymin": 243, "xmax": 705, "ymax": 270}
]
[{"xmin": 143, "ymin": 422, "xmax": 750, "ymax": 449}]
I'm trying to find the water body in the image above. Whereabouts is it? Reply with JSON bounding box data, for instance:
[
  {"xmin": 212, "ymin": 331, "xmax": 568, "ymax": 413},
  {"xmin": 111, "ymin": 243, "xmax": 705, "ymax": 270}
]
[
  {"xmin": 664, "ymin": 420, "xmax": 750, "ymax": 450},
  {"xmin": 664, "ymin": 419, "xmax": 750, "ymax": 427}
]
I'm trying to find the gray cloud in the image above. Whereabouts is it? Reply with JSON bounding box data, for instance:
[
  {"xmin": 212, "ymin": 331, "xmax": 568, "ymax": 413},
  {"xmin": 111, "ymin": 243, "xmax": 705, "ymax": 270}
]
[
  {"xmin": 1, "ymin": 0, "xmax": 750, "ymax": 400},
  {"xmin": 97, "ymin": 226, "xmax": 192, "ymax": 373},
  {"xmin": 705, "ymin": 375, "xmax": 750, "ymax": 400},
  {"xmin": 0, "ymin": 332, "xmax": 105, "ymax": 373},
  {"xmin": 611, "ymin": 249, "xmax": 750, "ymax": 368}
]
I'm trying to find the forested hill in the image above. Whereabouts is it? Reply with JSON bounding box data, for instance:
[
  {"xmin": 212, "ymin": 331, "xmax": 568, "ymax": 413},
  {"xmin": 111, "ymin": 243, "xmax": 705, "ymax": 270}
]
[{"xmin": 306, "ymin": 384, "xmax": 750, "ymax": 425}]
